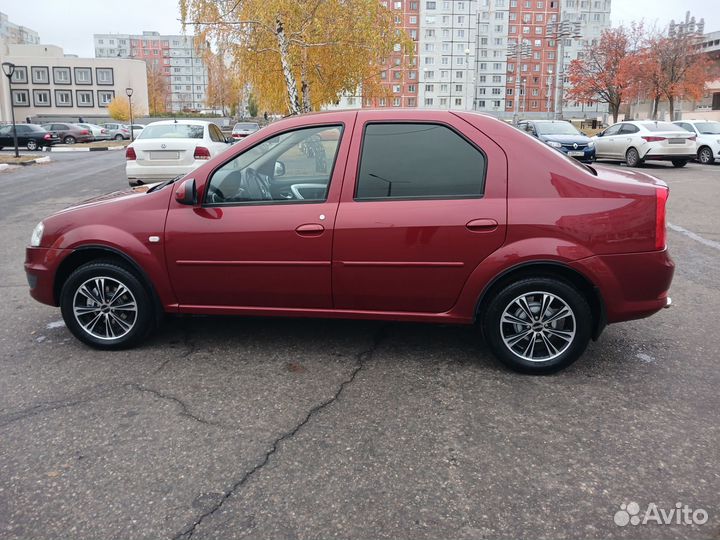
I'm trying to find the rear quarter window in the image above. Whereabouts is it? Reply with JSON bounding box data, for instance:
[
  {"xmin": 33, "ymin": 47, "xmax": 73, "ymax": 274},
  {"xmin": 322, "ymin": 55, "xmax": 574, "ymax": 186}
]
[{"xmin": 356, "ymin": 123, "xmax": 486, "ymax": 200}]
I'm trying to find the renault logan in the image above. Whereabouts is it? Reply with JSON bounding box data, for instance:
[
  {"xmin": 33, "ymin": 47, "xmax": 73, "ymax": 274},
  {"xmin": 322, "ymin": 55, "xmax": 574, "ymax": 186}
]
[{"xmin": 25, "ymin": 110, "xmax": 674, "ymax": 374}]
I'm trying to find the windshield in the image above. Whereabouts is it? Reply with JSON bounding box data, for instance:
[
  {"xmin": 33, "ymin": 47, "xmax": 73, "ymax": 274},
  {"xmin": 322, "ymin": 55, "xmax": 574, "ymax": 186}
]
[
  {"xmin": 138, "ymin": 124, "xmax": 204, "ymax": 139},
  {"xmin": 535, "ymin": 122, "xmax": 582, "ymax": 136},
  {"xmin": 695, "ymin": 122, "xmax": 720, "ymax": 135},
  {"xmin": 641, "ymin": 122, "xmax": 685, "ymax": 132},
  {"xmin": 234, "ymin": 123, "xmax": 259, "ymax": 131}
]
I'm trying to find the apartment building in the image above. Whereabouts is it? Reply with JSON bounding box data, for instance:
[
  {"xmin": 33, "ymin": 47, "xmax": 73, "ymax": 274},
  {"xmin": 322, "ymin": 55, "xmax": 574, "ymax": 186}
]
[
  {"xmin": 94, "ymin": 31, "xmax": 208, "ymax": 112},
  {"xmin": 0, "ymin": 11, "xmax": 40, "ymax": 46},
  {"xmin": 0, "ymin": 43, "xmax": 148, "ymax": 122}
]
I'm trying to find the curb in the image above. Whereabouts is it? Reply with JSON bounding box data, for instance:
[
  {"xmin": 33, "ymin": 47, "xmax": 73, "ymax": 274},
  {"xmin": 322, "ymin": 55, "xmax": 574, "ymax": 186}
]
[
  {"xmin": 0, "ymin": 156, "xmax": 51, "ymax": 168},
  {"xmin": 50, "ymin": 145, "xmax": 126, "ymax": 152}
]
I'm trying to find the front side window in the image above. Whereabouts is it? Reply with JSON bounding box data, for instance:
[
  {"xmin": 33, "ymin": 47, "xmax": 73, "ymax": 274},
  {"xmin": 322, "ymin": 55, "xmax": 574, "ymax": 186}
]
[
  {"xmin": 356, "ymin": 123, "xmax": 486, "ymax": 200},
  {"xmin": 206, "ymin": 125, "xmax": 343, "ymax": 205}
]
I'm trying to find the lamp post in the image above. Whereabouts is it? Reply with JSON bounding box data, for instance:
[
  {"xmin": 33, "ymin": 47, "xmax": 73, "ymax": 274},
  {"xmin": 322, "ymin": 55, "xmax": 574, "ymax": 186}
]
[
  {"xmin": 125, "ymin": 87, "xmax": 134, "ymax": 142},
  {"xmin": 507, "ymin": 40, "xmax": 532, "ymax": 124},
  {"xmin": 1, "ymin": 62, "xmax": 20, "ymax": 158},
  {"xmin": 546, "ymin": 19, "xmax": 582, "ymax": 120}
]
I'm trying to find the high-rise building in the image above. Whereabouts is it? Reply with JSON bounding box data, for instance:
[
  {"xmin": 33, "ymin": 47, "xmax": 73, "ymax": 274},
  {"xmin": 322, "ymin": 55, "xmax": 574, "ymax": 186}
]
[
  {"xmin": 93, "ymin": 31, "xmax": 208, "ymax": 112},
  {"xmin": 0, "ymin": 11, "xmax": 40, "ymax": 46}
]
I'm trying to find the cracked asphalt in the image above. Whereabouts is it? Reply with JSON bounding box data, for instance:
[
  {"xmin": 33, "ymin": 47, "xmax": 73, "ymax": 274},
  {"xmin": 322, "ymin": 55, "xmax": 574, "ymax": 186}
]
[{"xmin": 1, "ymin": 152, "xmax": 719, "ymax": 539}]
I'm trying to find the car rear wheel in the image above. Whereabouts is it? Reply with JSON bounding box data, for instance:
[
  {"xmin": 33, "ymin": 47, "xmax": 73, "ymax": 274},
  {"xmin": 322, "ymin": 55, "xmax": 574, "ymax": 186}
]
[
  {"xmin": 64, "ymin": 135, "xmax": 76, "ymax": 145},
  {"xmin": 114, "ymin": 134, "xmax": 124, "ymax": 140},
  {"xmin": 625, "ymin": 148, "xmax": 642, "ymax": 167},
  {"xmin": 672, "ymin": 159, "xmax": 688, "ymax": 168},
  {"xmin": 697, "ymin": 146, "xmax": 714, "ymax": 164},
  {"xmin": 482, "ymin": 277, "xmax": 592, "ymax": 374},
  {"xmin": 26, "ymin": 139, "xmax": 38, "ymax": 151},
  {"xmin": 60, "ymin": 261, "xmax": 155, "ymax": 349}
]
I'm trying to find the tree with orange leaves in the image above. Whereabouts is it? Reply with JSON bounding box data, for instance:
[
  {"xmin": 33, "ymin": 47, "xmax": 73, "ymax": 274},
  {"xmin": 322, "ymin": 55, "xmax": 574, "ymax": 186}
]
[{"xmin": 566, "ymin": 25, "xmax": 643, "ymax": 123}]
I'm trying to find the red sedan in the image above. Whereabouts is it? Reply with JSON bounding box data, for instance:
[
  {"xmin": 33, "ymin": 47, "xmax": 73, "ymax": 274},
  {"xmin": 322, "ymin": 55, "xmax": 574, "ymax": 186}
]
[{"xmin": 25, "ymin": 110, "xmax": 674, "ymax": 373}]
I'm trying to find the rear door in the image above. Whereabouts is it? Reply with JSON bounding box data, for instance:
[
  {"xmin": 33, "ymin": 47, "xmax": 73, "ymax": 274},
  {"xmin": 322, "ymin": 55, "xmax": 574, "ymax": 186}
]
[{"xmin": 332, "ymin": 111, "xmax": 507, "ymax": 313}]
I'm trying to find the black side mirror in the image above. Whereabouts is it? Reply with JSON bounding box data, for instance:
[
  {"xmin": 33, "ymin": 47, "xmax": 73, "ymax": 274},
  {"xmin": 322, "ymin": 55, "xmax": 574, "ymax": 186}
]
[
  {"xmin": 175, "ymin": 178, "xmax": 197, "ymax": 205},
  {"xmin": 597, "ymin": 130, "xmax": 605, "ymax": 137}
]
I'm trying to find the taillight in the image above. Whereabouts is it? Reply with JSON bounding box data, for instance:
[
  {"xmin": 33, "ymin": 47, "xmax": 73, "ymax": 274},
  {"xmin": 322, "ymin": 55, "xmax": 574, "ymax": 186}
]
[
  {"xmin": 43, "ymin": 133, "xmax": 51, "ymax": 140},
  {"xmin": 101, "ymin": 129, "xmax": 108, "ymax": 134},
  {"xmin": 81, "ymin": 129, "xmax": 89, "ymax": 135},
  {"xmin": 688, "ymin": 135, "xmax": 696, "ymax": 141},
  {"xmin": 655, "ymin": 186, "xmax": 668, "ymax": 250},
  {"xmin": 194, "ymin": 146, "xmax": 211, "ymax": 160},
  {"xmin": 125, "ymin": 146, "xmax": 137, "ymax": 160},
  {"xmin": 642, "ymin": 136, "xmax": 666, "ymax": 143}
]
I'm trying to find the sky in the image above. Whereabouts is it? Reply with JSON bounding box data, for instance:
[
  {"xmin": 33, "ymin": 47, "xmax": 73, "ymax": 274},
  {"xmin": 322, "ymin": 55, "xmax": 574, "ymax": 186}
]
[{"xmin": 1, "ymin": 0, "xmax": 719, "ymax": 58}]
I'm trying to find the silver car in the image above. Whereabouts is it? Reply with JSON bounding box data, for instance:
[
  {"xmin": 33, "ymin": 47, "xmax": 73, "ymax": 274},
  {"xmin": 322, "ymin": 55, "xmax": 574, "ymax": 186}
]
[
  {"xmin": 76, "ymin": 123, "xmax": 111, "ymax": 141},
  {"xmin": 592, "ymin": 121, "xmax": 697, "ymax": 168},
  {"xmin": 100, "ymin": 123, "xmax": 131, "ymax": 140}
]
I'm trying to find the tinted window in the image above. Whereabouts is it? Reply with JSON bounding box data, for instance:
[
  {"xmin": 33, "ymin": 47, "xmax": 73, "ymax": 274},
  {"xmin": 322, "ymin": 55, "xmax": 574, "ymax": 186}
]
[
  {"xmin": 356, "ymin": 123, "xmax": 485, "ymax": 199},
  {"xmin": 603, "ymin": 124, "xmax": 621, "ymax": 136},
  {"xmin": 618, "ymin": 124, "xmax": 639, "ymax": 134},
  {"xmin": 139, "ymin": 124, "xmax": 204, "ymax": 139},
  {"xmin": 234, "ymin": 123, "xmax": 259, "ymax": 130}
]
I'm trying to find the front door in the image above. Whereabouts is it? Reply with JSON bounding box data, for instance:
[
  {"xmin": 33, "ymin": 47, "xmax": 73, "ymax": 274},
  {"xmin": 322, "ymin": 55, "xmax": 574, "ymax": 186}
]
[
  {"xmin": 332, "ymin": 112, "xmax": 507, "ymax": 314},
  {"xmin": 594, "ymin": 123, "xmax": 622, "ymax": 158},
  {"xmin": 164, "ymin": 121, "xmax": 353, "ymax": 309}
]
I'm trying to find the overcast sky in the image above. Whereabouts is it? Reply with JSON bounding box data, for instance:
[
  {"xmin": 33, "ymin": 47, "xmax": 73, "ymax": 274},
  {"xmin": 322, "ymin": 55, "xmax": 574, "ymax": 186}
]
[{"xmin": 2, "ymin": 0, "xmax": 718, "ymax": 58}]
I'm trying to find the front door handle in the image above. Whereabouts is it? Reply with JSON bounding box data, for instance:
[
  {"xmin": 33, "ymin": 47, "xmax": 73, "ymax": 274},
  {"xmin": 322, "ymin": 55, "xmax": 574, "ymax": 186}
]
[
  {"xmin": 466, "ymin": 218, "xmax": 498, "ymax": 232},
  {"xmin": 295, "ymin": 223, "xmax": 325, "ymax": 237}
]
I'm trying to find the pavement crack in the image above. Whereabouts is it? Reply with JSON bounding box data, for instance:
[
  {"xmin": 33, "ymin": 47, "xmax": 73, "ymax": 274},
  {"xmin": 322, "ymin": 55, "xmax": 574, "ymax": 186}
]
[
  {"xmin": 172, "ymin": 325, "xmax": 388, "ymax": 540},
  {"xmin": 154, "ymin": 320, "xmax": 197, "ymax": 374},
  {"xmin": 124, "ymin": 383, "xmax": 220, "ymax": 427}
]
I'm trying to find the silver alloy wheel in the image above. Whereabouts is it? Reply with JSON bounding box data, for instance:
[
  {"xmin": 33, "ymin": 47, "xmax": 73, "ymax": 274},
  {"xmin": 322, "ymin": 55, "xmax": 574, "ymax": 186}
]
[
  {"xmin": 72, "ymin": 276, "xmax": 137, "ymax": 340},
  {"xmin": 698, "ymin": 147, "xmax": 713, "ymax": 164},
  {"xmin": 500, "ymin": 291, "xmax": 576, "ymax": 362}
]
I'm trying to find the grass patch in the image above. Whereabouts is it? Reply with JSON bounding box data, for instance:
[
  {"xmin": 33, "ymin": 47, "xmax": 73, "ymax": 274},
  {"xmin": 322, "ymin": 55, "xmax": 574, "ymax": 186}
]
[{"xmin": 0, "ymin": 155, "xmax": 40, "ymax": 164}]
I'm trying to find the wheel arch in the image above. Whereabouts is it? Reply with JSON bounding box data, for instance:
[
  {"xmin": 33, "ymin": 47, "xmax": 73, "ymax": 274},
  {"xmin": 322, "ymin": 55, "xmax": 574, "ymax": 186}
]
[{"xmin": 475, "ymin": 260, "xmax": 606, "ymax": 340}]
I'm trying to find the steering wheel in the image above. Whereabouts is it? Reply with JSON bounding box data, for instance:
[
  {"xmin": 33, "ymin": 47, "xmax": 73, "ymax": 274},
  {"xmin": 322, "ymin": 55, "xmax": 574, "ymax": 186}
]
[
  {"xmin": 206, "ymin": 185, "xmax": 226, "ymax": 204},
  {"xmin": 240, "ymin": 167, "xmax": 272, "ymax": 200}
]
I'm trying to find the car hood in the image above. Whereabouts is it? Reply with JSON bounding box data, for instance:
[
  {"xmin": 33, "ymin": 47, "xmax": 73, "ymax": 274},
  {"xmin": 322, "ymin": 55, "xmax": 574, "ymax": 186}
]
[
  {"xmin": 57, "ymin": 183, "xmax": 162, "ymax": 213},
  {"xmin": 538, "ymin": 134, "xmax": 592, "ymax": 144}
]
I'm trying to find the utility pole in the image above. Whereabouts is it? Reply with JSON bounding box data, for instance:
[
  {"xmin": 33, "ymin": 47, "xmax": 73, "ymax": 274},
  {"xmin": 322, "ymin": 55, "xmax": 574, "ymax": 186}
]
[
  {"xmin": 506, "ymin": 40, "xmax": 531, "ymax": 124},
  {"xmin": 546, "ymin": 19, "xmax": 581, "ymax": 120}
]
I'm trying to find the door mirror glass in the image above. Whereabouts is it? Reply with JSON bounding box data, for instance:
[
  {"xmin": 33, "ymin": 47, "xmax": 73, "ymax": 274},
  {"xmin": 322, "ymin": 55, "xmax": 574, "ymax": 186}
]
[
  {"xmin": 175, "ymin": 178, "xmax": 197, "ymax": 205},
  {"xmin": 274, "ymin": 160, "xmax": 286, "ymax": 177}
]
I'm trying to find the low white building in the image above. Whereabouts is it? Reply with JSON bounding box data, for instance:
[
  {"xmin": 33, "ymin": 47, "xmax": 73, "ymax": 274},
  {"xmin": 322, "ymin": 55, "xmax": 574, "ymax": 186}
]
[{"xmin": 0, "ymin": 43, "xmax": 148, "ymax": 122}]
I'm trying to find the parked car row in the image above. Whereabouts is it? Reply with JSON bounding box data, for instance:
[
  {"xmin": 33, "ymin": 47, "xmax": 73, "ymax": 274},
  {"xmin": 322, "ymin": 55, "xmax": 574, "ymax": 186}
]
[
  {"xmin": 0, "ymin": 121, "xmax": 145, "ymax": 150},
  {"xmin": 519, "ymin": 118, "xmax": 720, "ymax": 168}
]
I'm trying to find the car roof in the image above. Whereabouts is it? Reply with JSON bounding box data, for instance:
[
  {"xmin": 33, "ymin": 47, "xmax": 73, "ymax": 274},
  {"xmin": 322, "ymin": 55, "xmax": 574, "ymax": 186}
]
[{"xmin": 145, "ymin": 119, "xmax": 214, "ymax": 126}]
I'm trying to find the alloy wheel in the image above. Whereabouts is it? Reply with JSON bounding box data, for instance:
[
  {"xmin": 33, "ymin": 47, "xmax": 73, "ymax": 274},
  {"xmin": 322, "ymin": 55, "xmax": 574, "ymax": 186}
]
[
  {"xmin": 699, "ymin": 147, "xmax": 713, "ymax": 164},
  {"xmin": 72, "ymin": 276, "xmax": 138, "ymax": 340}
]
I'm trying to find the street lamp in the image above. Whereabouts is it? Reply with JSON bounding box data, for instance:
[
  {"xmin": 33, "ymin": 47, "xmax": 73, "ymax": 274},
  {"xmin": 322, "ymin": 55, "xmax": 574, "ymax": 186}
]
[
  {"xmin": 507, "ymin": 40, "xmax": 532, "ymax": 124},
  {"xmin": 546, "ymin": 19, "xmax": 582, "ymax": 120},
  {"xmin": 1, "ymin": 62, "xmax": 20, "ymax": 158},
  {"xmin": 125, "ymin": 87, "xmax": 134, "ymax": 142}
]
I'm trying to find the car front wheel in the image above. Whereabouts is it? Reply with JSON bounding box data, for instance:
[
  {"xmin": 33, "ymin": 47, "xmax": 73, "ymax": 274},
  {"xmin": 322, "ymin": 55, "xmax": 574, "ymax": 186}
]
[
  {"xmin": 60, "ymin": 261, "xmax": 155, "ymax": 349},
  {"xmin": 482, "ymin": 277, "xmax": 592, "ymax": 374}
]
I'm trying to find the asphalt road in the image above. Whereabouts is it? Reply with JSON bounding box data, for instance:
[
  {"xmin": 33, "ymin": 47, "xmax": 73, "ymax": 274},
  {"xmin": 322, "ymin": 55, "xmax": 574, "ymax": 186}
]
[{"xmin": 0, "ymin": 152, "xmax": 718, "ymax": 540}]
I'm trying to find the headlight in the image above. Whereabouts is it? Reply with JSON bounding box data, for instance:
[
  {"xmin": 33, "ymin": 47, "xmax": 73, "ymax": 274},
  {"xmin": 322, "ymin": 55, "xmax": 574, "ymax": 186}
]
[
  {"xmin": 587, "ymin": 141, "xmax": 595, "ymax": 148},
  {"xmin": 30, "ymin": 221, "xmax": 44, "ymax": 247},
  {"xmin": 546, "ymin": 141, "xmax": 562, "ymax": 148}
]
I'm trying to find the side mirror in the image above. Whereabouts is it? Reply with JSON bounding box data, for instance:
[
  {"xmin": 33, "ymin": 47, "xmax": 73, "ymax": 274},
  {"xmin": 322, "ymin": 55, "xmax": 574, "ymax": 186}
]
[
  {"xmin": 597, "ymin": 130, "xmax": 605, "ymax": 137},
  {"xmin": 175, "ymin": 178, "xmax": 197, "ymax": 205},
  {"xmin": 274, "ymin": 160, "xmax": 286, "ymax": 177}
]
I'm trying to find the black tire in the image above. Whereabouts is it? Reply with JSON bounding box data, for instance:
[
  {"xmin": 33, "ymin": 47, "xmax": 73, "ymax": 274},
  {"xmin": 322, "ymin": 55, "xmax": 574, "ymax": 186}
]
[
  {"xmin": 697, "ymin": 146, "xmax": 714, "ymax": 165},
  {"xmin": 481, "ymin": 277, "xmax": 592, "ymax": 374},
  {"xmin": 625, "ymin": 147, "xmax": 642, "ymax": 167},
  {"xmin": 114, "ymin": 134, "xmax": 124, "ymax": 140},
  {"xmin": 671, "ymin": 159, "xmax": 688, "ymax": 168},
  {"xmin": 26, "ymin": 139, "xmax": 38, "ymax": 151},
  {"xmin": 60, "ymin": 261, "xmax": 155, "ymax": 349},
  {"xmin": 64, "ymin": 135, "xmax": 76, "ymax": 145}
]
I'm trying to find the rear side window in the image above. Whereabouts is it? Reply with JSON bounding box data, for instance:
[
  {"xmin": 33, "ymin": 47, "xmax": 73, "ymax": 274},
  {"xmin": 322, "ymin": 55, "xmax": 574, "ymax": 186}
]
[{"xmin": 356, "ymin": 123, "xmax": 486, "ymax": 200}]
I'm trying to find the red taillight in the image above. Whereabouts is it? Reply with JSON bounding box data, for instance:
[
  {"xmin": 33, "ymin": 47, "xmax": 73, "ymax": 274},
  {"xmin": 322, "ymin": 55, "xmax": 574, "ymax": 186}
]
[
  {"xmin": 43, "ymin": 133, "xmax": 51, "ymax": 140},
  {"xmin": 655, "ymin": 186, "xmax": 668, "ymax": 250},
  {"xmin": 125, "ymin": 146, "xmax": 137, "ymax": 160},
  {"xmin": 194, "ymin": 146, "xmax": 211, "ymax": 160},
  {"xmin": 688, "ymin": 135, "xmax": 697, "ymax": 141},
  {"xmin": 232, "ymin": 134, "xmax": 241, "ymax": 139},
  {"xmin": 81, "ymin": 129, "xmax": 89, "ymax": 135},
  {"xmin": 642, "ymin": 136, "xmax": 666, "ymax": 143},
  {"xmin": 101, "ymin": 129, "xmax": 108, "ymax": 134}
]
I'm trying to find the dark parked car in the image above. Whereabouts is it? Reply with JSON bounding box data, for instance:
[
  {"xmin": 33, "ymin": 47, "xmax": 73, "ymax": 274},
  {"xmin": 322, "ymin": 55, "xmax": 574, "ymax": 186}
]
[
  {"xmin": 41, "ymin": 123, "xmax": 93, "ymax": 144},
  {"xmin": 0, "ymin": 124, "xmax": 60, "ymax": 150},
  {"xmin": 518, "ymin": 120, "xmax": 596, "ymax": 163},
  {"xmin": 25, "ymin": 110, "xmax": 673, "ymax": 374}
]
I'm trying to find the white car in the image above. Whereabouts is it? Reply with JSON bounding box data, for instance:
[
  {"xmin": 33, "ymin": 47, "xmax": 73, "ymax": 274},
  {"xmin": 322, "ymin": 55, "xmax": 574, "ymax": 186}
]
[
  {"xmin": 231, "ymin": 122, "xmax": 260, "ymax": 141},
  {"xmin": 128, "ymin": 124, "xmax": 145, "ymax": 139},
  {"xmin": 76, "ymin": 123, "xmax": 111, "ymax": 141},
  {"xmin": 592, "ymin": 121, "xmax": 697, "ymax": 168},
  {"xmin": 673, "ymin": 120, "xmax": 720, "ymax": 165},
  {"xmin": 125, "ymin": 120, "xmax": 232, "ymax": 186}
]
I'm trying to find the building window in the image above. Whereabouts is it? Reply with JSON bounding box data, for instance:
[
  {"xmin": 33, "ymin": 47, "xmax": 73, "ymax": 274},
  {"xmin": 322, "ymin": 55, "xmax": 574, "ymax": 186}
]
[
  {"xmin": 76, "ymin": 90, "xmax": 94, "ymax": 107},
  {"xmin": 32, "ymin": 89, "xmax": 51, "ymax": 107},
  {"xmin": 55, "ymin": 89, "xmax": 72, "ymax": 107},
  {"xmin": 96, "ymin": 68, "xmax": 114, "ymax": 85},
  {"xmin": 31, "ymin": 66, "xmax": 49, "ymax": 84},
  {"xmin": 11, "ymin": 89, "xmax": 30, "ymax": 106},
  {"xmin": 97, "ymin": 90, "xmax": 115, "ymax": 107},
  {"xmin": 53, "ymin": 67, "xmax": 71, "ymax": 84},
  {"xmin": 10, "ymin": 66, "xmax": 28, "ymax": 84},
  {"xmin": 74, "ymin": 67, "xmax": 93, "ymax": 85}
]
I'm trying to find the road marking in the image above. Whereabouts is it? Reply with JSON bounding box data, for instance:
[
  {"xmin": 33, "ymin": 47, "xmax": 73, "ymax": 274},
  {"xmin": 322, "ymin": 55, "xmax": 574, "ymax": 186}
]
[{"xmin": 668, "ymin": 223, "xmax": 720, "ymax": 251}]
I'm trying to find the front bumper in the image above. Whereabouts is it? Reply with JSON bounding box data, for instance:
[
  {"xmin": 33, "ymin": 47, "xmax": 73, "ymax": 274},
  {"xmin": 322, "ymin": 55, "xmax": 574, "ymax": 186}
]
[
  {"xmin": 558, "ymin": 146, "xmax": 596, "ymax": 162},
  {"xmin": 25, "ymin": 246, "xmax": 70, "ymax": 306}
]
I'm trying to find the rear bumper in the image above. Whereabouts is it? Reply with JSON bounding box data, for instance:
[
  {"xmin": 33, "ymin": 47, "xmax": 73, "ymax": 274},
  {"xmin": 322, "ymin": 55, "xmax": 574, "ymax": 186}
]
[
  {"xmin": 570, "ymin": 249, "xmax": 674, "ymax": 324},
  {"xmin": 25, "ymin": 246, "xmax": 70, "ymax": 306},
  {"xmin": 126, "ymin": 162, "xmax": 197, "ymax": 184},
  {"xmin": 642, "ymin": 149, "xmax": 696, "ymax": 161}
]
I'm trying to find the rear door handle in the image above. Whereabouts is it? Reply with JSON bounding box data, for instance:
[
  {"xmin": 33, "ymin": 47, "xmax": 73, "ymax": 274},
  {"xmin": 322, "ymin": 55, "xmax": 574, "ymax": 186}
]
[
  {"xmin": 466, "ymin": 218, "xmax": 498, "ymax": 232},
  {"xmin": 295, "ymin": 223, "xmax": 325, "ymax": 237}
]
